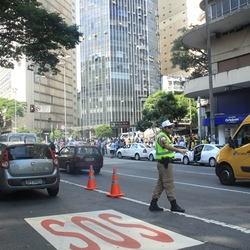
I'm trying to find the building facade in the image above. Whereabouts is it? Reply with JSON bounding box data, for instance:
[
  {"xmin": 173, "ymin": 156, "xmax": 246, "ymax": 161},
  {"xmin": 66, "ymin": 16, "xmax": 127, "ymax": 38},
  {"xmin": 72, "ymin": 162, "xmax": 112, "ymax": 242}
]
[
  {"xmin": 0, "ymin": 0, "xmax": 78, "ymax": 139},
  {"xmin": 79, "ymin": 0, "xmax": 161, "ymax": 135},
  {"xmin": 158, "ymin": 0, "xmax": 204, "ymax": 76},
  {"xmin": 182, "ymin": 0, "xmax": 250, "ymax": 144}
]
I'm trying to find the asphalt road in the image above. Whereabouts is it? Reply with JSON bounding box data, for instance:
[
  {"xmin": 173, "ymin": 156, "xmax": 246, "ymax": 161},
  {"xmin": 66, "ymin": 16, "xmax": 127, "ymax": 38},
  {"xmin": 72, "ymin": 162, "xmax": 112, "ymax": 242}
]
[{"xmin": 1, "ymin": 156, "xmax": 250, "ymax": 249}]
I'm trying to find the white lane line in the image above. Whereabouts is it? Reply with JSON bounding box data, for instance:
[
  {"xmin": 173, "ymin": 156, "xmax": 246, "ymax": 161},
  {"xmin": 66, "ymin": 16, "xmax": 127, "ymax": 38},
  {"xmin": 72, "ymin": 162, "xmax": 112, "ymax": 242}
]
[
  {"xmin": 61, "ymin": 179, "xmax": 250, "ymax": 235},
  {"xmin": 101, "ymin": 170, "xmax": 250, "ymax": 195}
]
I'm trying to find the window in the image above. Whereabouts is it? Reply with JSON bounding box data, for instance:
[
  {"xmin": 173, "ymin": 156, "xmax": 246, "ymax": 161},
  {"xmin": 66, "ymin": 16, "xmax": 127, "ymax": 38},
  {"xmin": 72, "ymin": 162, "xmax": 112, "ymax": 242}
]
[
  {"xmin": 240, "ymin": 0, "xmax": 247, "ymax": 6},
  {"xmin": 222, "ymin": 0, "xmax": 230, "ymax": 13},
  {"xmin": 231, "ymin": 0, "xmax": 238, "ymax": 9},
  {"xmin": 234, "ymin": 125, "xmax": 250, "ymax": 147}
]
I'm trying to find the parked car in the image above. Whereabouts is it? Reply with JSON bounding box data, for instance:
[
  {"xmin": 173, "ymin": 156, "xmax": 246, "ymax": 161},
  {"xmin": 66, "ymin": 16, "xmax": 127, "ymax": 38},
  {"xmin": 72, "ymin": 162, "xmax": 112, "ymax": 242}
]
[
  {"xmin": 0, "ymin": 142, "xmax": 60, "ymax": 199},
  {"xmin": 56, "ymin": 144, "xmax": 103, "ymax": 174},
  {"xmin": 116, "ymin": 143, "xmax": 154, "ymax": 160},
  {"xmin": 183, "ymin": 144, "xmax": 224, "ymax": 167},
  {"xmin": 148, "ymin": 145, "xmax": 189, "ymax": 162}
]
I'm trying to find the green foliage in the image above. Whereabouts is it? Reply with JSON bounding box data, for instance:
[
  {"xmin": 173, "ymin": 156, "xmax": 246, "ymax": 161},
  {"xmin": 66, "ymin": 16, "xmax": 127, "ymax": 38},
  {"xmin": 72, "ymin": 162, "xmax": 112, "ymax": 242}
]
[
  {"xmin": 136, "ymin": 119, "xmax": 153, "ymax": 132},
  {"xmin": 16, "ymin": 126, "xmax": 29, "ymax": 133},
  {"xmin": 49, "ymin": 129, "xmax": 62, "ymax": 141},
  {"xmin": 32, "ymin": 128, "xmax": 43, "ymax": 142},
  {"xmin": 71, "ymin": 130, "xmax": 82, "ymax": 140},
  {"xmin": 0, "ymin": 0, "xmax": 82, "ymax": 75},
  {"xmin": 175, "ymin": 94, "xmax": 198, "ymax": 126},
  {"xmin": 95, "ymin": 124, "xmax": 114, "ymax": 139},
  {"xmin": 137, "ymin": 91, "xmax": 188, "ymax": 130},
  {"xmin": 171, "ymin": 28, "xmax": 208, "ymax": 78},
  {"xmin": 0, "ymin": 98, "xmax": 26, "ymax": 118}
]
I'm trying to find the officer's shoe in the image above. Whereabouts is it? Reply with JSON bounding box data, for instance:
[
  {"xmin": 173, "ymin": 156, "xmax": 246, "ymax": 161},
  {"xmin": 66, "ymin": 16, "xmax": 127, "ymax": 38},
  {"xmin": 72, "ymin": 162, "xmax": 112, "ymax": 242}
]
[
  {"xmin": 170, "ymin": 200, "xmax": 185, "ymax": 213},
  {"xmin": 149, "ymin": 198, "xmax": 163, "ymax": 211}
]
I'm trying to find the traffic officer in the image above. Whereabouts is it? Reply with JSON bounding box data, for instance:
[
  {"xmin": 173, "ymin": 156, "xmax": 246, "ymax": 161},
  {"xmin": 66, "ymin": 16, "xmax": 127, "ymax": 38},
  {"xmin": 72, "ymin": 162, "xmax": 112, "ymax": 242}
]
[{"xmin": 149, "ymin": 120, "xmax": 187, "ymax": 213}]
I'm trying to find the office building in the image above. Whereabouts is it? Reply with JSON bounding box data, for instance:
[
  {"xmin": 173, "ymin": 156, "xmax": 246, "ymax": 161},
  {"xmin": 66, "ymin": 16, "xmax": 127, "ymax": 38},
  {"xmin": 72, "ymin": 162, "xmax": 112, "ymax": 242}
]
[
  {"xmin": 158, "ymin": 0, "xmax": 204, "ymax": 76},
  {"xmin": 182, "ymin": 0, "xmax": 250, "ymax": 144},
  {"xmin": 0, "ymin": 0, "xmax": 78, "ymax": 139},
  {"xmin": 79, "ymin": 0, "xmax": 161, "ymax": 134}
]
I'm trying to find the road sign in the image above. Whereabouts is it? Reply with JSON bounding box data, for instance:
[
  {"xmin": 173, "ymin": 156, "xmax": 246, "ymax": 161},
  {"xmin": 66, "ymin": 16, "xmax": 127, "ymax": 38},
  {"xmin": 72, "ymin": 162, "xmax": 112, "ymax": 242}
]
[
  {"xmin": 35, "ymin": 105, "xmax": 51, "ymax": 113},
  {"xmin": 110, "ymin": 121, "xmax": 130, "ymax": 128}
]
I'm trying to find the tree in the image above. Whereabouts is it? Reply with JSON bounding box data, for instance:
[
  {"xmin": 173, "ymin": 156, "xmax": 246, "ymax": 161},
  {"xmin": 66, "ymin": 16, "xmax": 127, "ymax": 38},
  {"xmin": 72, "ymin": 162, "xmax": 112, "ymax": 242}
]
[
  {"xmin": 136, "ymin": 91, "xmax": 188, "ymax": 131},
  {"xmin": 95, "ymin": 124, "xmax": 114, "ymax": 139},
  {"xmin": 175, "ymin": 94, "xmax": 198, "ymax": 127},
  {"xmin": 49, "ymin": 129, "xmax": 62, "ymax": 141},
  {"xmin": 0, "ymin": 98, "xmax": 26, "ymax": 130},
  {"xmin": 16, "ymin": 126, "xmax": 29, "ymax": 133},
  {"xmin": 0, "ymin": 0, "xmax": 82, "ymax": 75},
  {"xmin": 171, "ymin": 28, "xmax": 208, "ymax": 78}
]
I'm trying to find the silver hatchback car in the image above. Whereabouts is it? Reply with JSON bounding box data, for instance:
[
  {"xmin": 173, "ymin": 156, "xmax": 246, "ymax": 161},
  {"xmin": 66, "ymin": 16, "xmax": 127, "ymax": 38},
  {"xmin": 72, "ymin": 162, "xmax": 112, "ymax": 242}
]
[{"xmin": 0, "ymin": 142, "xmax": 60, "ymax": 199}]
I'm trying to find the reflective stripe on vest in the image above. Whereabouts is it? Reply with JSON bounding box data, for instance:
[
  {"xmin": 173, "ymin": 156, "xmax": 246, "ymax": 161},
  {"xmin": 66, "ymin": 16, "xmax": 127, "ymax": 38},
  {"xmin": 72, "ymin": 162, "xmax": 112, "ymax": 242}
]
[{"xmin": 155, "ymin": 131, "xmax": 175, "ymax": 160}]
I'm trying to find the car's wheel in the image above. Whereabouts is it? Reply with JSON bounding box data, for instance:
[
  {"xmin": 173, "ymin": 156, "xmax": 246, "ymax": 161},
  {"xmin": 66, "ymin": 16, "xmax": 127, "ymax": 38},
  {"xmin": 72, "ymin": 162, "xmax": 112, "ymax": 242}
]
[
  {"xmin": 94, "ymin": 168, "xmax": 101, "ymax": 174},
  {"xmin": 209, "ymin": 157, "xmax": 216, "ymax": 167},
  {"xmin": 134, "ymin": 153, "xmax": 140, "ymax": 160},
  {"xmin": 148, "ymin": 154, "xmax": 154, "ymax": 161},
  {"xmin": 183, "ymin": 156, "xmax": 190, "ymax": 165},
  {"xmin": 66, "ymin": 163, "xmax": 73, "ymax": 174},
  {"xmin": 218, "ymin": 164, "xmax": 235, "ymax": 185},
  {"xmin": 117, "ymin": 152, "xmax": 122, "ymax": 159},
  {"xmin": 47, "ymin": 187, "xmax": 59, "ymax": 196}
]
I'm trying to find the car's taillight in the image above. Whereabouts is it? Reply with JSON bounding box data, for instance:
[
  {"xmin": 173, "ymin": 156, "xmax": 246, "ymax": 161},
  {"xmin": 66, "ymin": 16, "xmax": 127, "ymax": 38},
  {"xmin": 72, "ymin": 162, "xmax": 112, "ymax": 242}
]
[
  {"xmin": 49, "ymin": 148, "xmax": 58, "ymax": 167},
  {"xmin": 1, "ymin": 149, "xmax": 9, "ymax": 169}
]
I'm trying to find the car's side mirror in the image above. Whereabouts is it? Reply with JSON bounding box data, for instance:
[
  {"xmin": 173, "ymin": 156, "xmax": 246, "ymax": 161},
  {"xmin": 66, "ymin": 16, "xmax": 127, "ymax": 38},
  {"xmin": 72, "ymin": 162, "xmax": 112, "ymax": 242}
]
[{"xmin": 228, "ymin": 136, "xmax": 235, "ymax": 149}]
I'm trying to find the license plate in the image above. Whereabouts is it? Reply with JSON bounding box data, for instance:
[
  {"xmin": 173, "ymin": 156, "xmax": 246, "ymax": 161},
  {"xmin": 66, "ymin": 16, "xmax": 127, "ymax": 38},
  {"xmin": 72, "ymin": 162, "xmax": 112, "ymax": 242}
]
[
  {"xmin": 85, "ymin": 158, "xmax": 94, "ymax": 162},
  {"xmin": 25, "ymin": 179, "xmax": 43, "ymax": 185}
]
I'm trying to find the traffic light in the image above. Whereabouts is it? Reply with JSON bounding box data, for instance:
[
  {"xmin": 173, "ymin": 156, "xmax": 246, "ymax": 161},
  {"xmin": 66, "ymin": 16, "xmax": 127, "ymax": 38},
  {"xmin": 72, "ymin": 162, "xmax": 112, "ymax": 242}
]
[{"xmin": 30, "ymin": 104, "xmax": 35, "ymax": 113}]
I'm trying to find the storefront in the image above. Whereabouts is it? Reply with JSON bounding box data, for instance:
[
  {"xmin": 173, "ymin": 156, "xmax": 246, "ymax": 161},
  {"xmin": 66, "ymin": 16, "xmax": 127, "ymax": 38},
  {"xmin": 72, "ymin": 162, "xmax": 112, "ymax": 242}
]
[{"xmin": 202, "ymin": 114, "xmax": 248, "ymax": 144}]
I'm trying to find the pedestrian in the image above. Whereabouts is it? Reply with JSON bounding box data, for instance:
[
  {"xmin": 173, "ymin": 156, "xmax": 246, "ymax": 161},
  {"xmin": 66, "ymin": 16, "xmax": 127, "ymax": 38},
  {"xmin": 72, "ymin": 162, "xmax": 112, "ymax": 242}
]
[
  {"xmin": 149, "ymin": 120, "xmax": 187, "ymax": 213},
  {"xmin": 109, "ymin": 140, "xmax": 115, "ymax": 158}
]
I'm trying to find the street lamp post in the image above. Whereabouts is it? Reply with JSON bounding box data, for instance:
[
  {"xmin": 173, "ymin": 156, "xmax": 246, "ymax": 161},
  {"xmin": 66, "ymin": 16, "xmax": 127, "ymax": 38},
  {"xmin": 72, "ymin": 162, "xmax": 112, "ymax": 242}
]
[
  {"xmin": 35, "ymin": 74, "xmax": 45, "ymax": 138},
  {"xmin": 58, "ymin": 55, "xmax": 71, "ymax": 141},
  {"xmin": 121, "ymin": 100, "xmax": 124, "ymax": 134},
  {"xmin": 12, "ymin": 88, "xmax": 18, "ymax": 132}
]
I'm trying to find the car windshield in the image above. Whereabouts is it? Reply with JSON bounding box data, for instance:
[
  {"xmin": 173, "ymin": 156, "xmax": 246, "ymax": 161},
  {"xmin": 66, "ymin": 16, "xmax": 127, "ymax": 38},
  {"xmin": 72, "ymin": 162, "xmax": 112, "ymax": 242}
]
[{"xmin": 7, "ymin": 145, "xmax": 52, "ymax": 160}]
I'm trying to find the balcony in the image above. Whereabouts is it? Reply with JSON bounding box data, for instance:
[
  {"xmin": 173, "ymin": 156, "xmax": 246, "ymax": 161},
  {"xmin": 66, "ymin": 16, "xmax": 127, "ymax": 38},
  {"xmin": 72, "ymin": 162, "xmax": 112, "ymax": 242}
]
[
  {"xmin": 182, "ymin": 2, "xmax": 250, "ymax": 49},
  {"xmin": 184, "ymin": 66, "xmax": 250, "ymax": 98}
]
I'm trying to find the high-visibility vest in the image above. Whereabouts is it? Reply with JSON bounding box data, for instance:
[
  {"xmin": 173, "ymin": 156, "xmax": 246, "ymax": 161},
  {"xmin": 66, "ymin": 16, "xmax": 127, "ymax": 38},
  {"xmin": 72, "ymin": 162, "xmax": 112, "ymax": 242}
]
[{"xmin": 155, "ymin": 131, "xmax": 175, "ymax": 160}]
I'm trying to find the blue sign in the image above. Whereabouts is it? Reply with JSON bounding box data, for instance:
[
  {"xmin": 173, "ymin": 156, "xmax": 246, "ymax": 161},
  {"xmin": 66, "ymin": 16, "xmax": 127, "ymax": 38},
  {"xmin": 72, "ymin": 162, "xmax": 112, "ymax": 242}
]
[{"xmin": 202, "ymin": 114, "xmax": 248, "ymax": 126}]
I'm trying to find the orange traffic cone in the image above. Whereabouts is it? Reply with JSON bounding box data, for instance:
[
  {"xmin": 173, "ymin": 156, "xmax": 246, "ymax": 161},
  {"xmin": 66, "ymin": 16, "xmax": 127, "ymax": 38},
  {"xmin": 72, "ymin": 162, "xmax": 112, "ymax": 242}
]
[
  {"xmin": 107, "ymin": 167, "xmax": 124, "ymax": 198},
  {"xmin": 85, "ymin": 165, "xmax": 98, "ymax": 190}
]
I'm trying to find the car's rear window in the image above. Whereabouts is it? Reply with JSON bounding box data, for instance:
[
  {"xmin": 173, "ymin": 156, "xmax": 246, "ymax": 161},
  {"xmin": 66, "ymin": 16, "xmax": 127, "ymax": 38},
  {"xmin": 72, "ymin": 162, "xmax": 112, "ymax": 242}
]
[
  {"xmin": 77, "ymin": 146, "xmax": 101, "ymax": 156},
  {"xmin": 7, "ymin": 145, "xmax": 52, "ymax": 160}
]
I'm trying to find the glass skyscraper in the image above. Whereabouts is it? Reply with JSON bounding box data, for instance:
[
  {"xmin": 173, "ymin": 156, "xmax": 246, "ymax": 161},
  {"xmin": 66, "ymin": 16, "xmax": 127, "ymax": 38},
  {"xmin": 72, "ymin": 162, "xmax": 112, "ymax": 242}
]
[{"xmin": 79, "ymin": 0, "xmax": 161, "ymax": 133}]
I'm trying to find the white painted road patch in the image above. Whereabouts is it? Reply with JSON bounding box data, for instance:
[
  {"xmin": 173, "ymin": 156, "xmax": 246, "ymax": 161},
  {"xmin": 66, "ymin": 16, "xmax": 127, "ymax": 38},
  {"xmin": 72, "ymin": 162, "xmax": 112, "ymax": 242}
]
[{"xmin": 25, "ymin": 209, "xmax": 203, "ymax": 250}]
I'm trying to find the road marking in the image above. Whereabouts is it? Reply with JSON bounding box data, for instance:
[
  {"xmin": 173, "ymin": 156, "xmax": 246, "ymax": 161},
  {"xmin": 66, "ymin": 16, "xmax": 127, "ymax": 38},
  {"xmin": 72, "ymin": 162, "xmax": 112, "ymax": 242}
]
[
  {"xmin": 101, "ymin": 169, "xmax": 250, "ymax": 195},
  {"xmin": 25, "ymin": 209, "xmax": 203, "ymax": 250},
  {"xmin": 60, "ymin": 179, "xmax": 250, "ymax": 235}
]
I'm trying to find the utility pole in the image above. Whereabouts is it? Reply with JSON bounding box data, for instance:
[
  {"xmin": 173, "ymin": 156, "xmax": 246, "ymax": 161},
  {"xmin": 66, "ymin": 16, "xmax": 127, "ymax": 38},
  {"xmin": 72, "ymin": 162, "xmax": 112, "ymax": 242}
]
[{"xmin": 205, "ymin": 0, "xmax": 215, "ymax": 143}]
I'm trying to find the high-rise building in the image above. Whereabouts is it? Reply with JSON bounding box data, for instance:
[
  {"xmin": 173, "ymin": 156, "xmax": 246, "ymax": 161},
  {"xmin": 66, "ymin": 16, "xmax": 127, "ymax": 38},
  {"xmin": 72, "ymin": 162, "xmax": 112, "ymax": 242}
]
[
  {"xmin": 0, "ymin": 0, "xmax": 78, "ymax": 139},
  {"xmin": 182, "ymin": 0, "xmax": 250, "ymax": 144},
  {"xmin": 79, "ymin": 0, "xmax": 161, "ymax": 134},
  {"xmin": 158, "ymin": 0, "xmax": 204, "ymax": 76}
]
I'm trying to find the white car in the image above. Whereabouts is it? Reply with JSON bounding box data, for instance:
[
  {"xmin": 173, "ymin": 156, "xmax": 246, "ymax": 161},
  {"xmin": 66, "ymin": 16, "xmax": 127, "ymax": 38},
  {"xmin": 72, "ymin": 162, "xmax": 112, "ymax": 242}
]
[
  {"xmin": 183, "ymin": 144, "xmax": 224, "ymax": 167},
  {"xmin": 148, "ymin": 145, "xmax": 188, "ymax": 162},
  {"xmin": 117, "ymin": 143, "xmax": 154, "ymax": 160}
]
